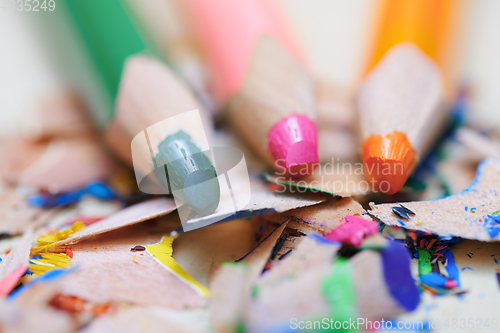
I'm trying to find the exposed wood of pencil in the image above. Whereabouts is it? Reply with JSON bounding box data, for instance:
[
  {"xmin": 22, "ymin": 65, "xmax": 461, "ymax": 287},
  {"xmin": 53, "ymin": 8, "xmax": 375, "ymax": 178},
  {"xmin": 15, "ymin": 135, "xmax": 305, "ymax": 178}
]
[
  {"xmin": 359, "ymin": 44, "xmax": 444, "ymax": 154},
  {"xmin": 227, "ymin": 35, "xmax": 315, "ymax": 166},
  {"xmin": 106, "ymin": 55, "xmax": 212, "ymax": 176}
]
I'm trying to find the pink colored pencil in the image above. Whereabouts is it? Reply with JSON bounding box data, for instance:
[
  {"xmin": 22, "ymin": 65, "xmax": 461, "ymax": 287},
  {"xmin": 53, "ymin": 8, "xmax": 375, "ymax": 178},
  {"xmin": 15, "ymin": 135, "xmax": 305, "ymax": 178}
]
[{"xmin": 182, "ymin": 0, "xmax": 318, "ymax": 178}]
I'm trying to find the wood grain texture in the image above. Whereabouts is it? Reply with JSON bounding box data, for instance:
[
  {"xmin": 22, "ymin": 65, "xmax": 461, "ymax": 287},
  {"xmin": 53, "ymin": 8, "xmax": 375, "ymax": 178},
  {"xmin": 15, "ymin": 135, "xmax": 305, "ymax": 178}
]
[
  {"xmin": 282, "ymin": 197, "xmax": 366, "ymax": 235},
  {"xmin": 369, "ymin": 158, "xmax": 500, "ymax": 241},
  {"xmin": 53, "ymin": 198, "xmax": 177, "ymax": 247},
  {"xmin": 186, "ymin": 173, "xmax": 325, "ymax": 227},
  {"xmin": 0, "ymin": 188, "xmax": 57, "ymax": 235},
  {"xmin": 239, "ymin": 219, "xmax": 289, "ymax": 282},
  {"xmin": 59, "ymin": 218, "xmax": 206, "ymax": 309},
  {"xmin": 209, "ymin": 264, "xmax": 248, "ymax": 333}
]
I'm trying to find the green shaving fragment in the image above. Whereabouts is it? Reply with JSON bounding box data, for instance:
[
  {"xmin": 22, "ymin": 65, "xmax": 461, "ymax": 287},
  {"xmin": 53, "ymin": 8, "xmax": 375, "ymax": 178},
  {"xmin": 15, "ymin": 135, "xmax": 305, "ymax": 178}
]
[
  {"xmin": 415, "ymin": 246, "xmax": 441, "ymax": 255},
  {"xmin": 311, "ymin": 258, "xmax": 358, "ymax": 332},
  {"xmin": 221, "ymin": 261, "xmax": 247, "ymax": 268},
  {"xmin": 235, "ymin": 320, "xmax": 246, "ymax": 333},
  {"xmin": 493, "ymin": 210, "xmax": 500, "ymax": 216},
  {"xmin": 418, "ymin": 249, "xmax": 432, "ymax": 276},
  {"xmin": 251, "ymin": 285, "xmax": 259, "ymax": 298},
  {"xmin": 356, "ymin": 244, "xmax": 386, "ymax": 251}
]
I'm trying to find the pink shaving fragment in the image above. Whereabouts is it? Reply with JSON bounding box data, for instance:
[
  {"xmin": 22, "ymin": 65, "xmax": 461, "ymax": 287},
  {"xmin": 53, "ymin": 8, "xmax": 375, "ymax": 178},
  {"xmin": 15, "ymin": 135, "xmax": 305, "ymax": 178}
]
[
  {"xmin": 324, "ymin": 215, "xmax": 379, "ymax": 247},
  {"xmin": 445, "ymin": 280, "xmax": 458, "ymax": 289},
  {"xmin": 0, "ymin": 265, "xmax": 28, "ymax": 296}
]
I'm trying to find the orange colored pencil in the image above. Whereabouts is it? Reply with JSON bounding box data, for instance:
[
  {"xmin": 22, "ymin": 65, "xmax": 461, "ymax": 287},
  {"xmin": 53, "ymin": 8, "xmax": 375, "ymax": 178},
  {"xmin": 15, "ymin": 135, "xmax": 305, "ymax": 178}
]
[
  {"xmin": 358, "ymin": 0, "xmax": 459, "ymax": 194},
  {"xmin": 365, "ymin": 0, "xmax": 457, "ymax": 77}
]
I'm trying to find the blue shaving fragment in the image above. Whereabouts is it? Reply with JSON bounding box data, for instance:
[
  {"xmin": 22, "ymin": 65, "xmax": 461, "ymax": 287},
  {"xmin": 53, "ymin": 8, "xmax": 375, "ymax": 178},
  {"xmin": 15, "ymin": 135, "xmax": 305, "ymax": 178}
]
[
  {"xmin": 309, "ymin": 233, "xmax": 341, "ymax": 245},
  {"xmin": 465, "ymin": 206, "xmax": 468, "ymax": 212},
  {"xmin": 9, "ymin": 269, "xmax": 73, "ymax": 299},
  {"xmin": 381, "ymin": 241, "xmax": 420, "ymax": 311},
  {"xmin": 420, "ymin": 272, "xmax": 451, "ymax": 289},
  {"xmin": 28, "ymin": 195, "xmax": 50, "ymax": 207},
  {"xmin": 444, "ymin": 250, "xmax": 460, "ymax": 286},
  {"xmin": 485, "ymin": 214, "xmax": 500, "ymax": 238},
  {"xmin": 439, "ymin": 237, "xmax": 461, "ymax": 247},
  {"xmin": 56, "ymin": 189, "xmax": 86, "ymax": 206},
  {"xmin": 86, "ymin": 182, "xmax": 118, "ymax": 200},
  {"xmin": 28, "ymin": 182, "xmax": 118, "ymax": 208},
  {"xmin": 461, "ymin": 267, "xmax": 473, "ymax": 271},
  {"xmin": 495, "ymin": 258, "xmax": 498, "ymax": 264},
  {"xmin": 398, "ymin": 219, "xmax": 405, "ymax": 226}
]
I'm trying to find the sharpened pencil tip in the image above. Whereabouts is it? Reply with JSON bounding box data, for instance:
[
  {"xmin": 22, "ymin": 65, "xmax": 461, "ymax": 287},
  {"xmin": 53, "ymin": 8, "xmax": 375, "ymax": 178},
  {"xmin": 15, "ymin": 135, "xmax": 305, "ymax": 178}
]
[
  {"xmin": 267, "ymin": 114, "xmax": 318, "ymax": 178},
  {"xmin": 362, "ymin": 131, "xmax": 417, "ymax": 194}
]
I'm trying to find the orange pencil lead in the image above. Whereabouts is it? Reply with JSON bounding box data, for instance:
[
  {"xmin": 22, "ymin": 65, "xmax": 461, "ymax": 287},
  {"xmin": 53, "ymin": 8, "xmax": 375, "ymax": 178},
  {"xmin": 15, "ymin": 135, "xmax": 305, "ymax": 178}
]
[{"xmin": 362, "ymin": 132, "xmax": 417, "ymax": 194}]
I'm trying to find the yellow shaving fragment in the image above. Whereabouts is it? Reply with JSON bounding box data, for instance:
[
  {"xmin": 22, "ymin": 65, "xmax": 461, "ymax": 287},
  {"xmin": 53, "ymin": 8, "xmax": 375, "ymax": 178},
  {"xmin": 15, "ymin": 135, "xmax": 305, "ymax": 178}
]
[
  {"xmin": 30, "ymin": 253, "xmax": 71, "ymax": 275},
  {"xmin": 146, "ymin": 236, "xmax": 210, "ymax": 297},
  {"xmin": 29, "ymin": 222, "xmax": 85, "ymax": 275},
  {"xmin": 31, "ymin": 222, "xmax": 85, "ymax": 255}
]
